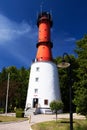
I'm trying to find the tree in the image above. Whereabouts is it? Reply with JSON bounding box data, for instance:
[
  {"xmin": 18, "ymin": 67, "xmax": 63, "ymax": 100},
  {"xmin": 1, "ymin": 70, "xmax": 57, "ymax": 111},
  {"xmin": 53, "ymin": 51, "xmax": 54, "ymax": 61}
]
[
  {"xmin": 55, "ymin": 56, "xmax": 78, "ymax": 112},
  {"xmin": 73, "ymin": 34, "xmax": 87, "ymax": 116},
  {"xmin": 0, "ymin": 66, "xmax": 30, "ymax": 111},
  {"xmin": 18, "ymin": 67, "xmax": 29, "ymax": 108},
  {"xmin": 50, "ymin": 100, "xmax": 63, "ymax": 121},
  {"xmin": 0, "ymin": 67, "xmax": 8, "ymax": 109},
  {"xmin": 74, "ymin": 87, "xmax": 87, "ymax": 116}
]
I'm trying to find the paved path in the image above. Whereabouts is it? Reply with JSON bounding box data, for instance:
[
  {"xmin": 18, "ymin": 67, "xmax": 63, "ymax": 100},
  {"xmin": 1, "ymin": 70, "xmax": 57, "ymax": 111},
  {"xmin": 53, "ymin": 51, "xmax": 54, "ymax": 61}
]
[
  {"xmin": 0, "ymin": 113, "xmax": 86, "ymax": 130},
  {"xmin": 0, "ymin": 121, "xmax": 29, "ymax": 130}
]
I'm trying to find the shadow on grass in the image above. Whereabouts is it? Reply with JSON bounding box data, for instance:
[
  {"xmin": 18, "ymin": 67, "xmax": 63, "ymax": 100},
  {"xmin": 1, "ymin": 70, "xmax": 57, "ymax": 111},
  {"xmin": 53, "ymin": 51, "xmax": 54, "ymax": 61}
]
[{"xmin": 60, "ymin": 120, "xmax": 75, "ymax": 123}]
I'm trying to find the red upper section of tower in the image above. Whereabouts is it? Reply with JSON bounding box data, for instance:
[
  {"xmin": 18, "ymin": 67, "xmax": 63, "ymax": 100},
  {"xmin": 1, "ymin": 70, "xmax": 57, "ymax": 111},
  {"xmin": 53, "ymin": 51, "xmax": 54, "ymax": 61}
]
[{"xmin": 36, "ymin": 12, "xmax": 53, "ymax": 61}]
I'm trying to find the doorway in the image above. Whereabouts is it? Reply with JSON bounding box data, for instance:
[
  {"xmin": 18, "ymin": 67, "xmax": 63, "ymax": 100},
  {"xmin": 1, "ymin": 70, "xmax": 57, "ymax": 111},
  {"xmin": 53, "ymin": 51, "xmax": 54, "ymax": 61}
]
[{"xmin": 33, "ymin": 98, "xmax": 38, "ymax": 108}]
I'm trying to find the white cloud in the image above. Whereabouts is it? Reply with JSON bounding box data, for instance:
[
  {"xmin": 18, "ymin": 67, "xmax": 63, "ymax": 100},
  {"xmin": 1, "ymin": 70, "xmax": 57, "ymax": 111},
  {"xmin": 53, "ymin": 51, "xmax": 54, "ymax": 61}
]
[
  {"xmin": 0, "ymin": 13, "xmax": 37, "ymax": 66},
  {"xmin": 64, "ymin": 37, "xmax": 76, "ymax": 42},
  {"xmin": 0, "ymin": 14, "xmax": 37, "ymax": 43}
]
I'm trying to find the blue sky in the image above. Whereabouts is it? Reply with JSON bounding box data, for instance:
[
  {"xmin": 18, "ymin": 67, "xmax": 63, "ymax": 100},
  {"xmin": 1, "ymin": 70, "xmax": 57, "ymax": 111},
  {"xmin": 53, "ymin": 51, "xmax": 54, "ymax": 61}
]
[{"xmin": 0, "ymin": 0, "xmax": 87, "ymax": 70}]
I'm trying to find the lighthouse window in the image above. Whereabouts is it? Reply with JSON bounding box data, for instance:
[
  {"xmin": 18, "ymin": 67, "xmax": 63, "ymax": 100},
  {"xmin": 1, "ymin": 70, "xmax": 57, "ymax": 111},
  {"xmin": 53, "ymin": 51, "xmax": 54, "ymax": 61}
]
[
  {"xmin": 35, "ymin": 77, "xmax": 39, "ymax": 82},
  {"xmin": 44, "ymin": 99, "xmax": 48, "ymax": 105},
  {"xmin": 36, "ymin": 67, "xmax": 39, "ymax": 71},
  {"xmin": 34, "ymin": 89, "xmax": 38, "ymax": 94}
]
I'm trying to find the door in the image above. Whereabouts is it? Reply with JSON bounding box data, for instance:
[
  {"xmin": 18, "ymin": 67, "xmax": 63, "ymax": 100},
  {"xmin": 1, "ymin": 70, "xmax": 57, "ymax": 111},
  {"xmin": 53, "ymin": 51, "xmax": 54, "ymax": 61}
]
[{"xmin": 33, "ymin": 98, "xmax": 38, "ymax": 108}]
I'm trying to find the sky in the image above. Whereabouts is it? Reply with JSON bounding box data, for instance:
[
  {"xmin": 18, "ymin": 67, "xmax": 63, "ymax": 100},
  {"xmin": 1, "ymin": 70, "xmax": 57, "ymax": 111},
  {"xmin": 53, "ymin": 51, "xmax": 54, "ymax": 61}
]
[{"xmin": 0, "ymin": 0, "xmax": 87, "ymax": 71}]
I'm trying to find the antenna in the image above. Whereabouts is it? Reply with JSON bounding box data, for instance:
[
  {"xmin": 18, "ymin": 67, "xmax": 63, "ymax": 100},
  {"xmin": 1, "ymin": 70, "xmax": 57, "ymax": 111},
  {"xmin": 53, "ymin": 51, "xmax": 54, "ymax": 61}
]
[
  {"xmin": 40, "ymin": 1, "xmax": 44, "ymax": 14},
  {"xmin": 36, "ymin": 11, "xmax": 38, "ymax": 19},
  {"xmin": 50, "ymin": 9, "xmax": 52, "ymax": 20}
]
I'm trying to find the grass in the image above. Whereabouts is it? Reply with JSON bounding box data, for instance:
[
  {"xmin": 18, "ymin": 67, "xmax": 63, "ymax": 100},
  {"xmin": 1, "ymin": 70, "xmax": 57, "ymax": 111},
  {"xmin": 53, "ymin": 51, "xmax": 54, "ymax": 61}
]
[
  {"xmin": 0, "ymin": 115, "xmax": 28, "ymax": 122},
  {"xmin": 32, "ymin": 119, "xmax": 87, "ymax": 130}
]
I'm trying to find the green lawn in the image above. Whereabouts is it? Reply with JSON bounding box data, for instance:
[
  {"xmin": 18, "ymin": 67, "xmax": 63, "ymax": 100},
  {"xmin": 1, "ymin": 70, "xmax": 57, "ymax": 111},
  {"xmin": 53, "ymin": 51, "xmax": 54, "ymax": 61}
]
[
  {"xmin": 32, "ymin": 119, "xmax": 87, "ymax": 130},
  {"xmin": 0, "ymin": 115, "xmax": 28, "ymax": 122}
]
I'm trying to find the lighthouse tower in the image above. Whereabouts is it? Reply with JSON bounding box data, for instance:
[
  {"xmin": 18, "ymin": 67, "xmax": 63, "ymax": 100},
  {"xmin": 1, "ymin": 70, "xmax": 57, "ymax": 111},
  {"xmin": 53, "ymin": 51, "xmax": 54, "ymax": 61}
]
[{"xmin": 25, "ymin": 12, "xmax": 61, "ymax": 115}]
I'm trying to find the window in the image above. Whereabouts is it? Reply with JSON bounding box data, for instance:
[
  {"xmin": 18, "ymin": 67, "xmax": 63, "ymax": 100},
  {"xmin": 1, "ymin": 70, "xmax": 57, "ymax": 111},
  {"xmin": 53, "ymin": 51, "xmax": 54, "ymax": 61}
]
[
  {"xmin": 34, "ymin": 89, "xmax": 38, "ymax": 94},
  {"xmin": 44, "ymin": 99, "xmax": 48, "ymax": 105},
  {"xmin": 36, "ymin": 67, "xmax": 39, "ymax": 71},
  {"xmin": 35, "ymin": 77, "xmax": 39, "ymax": 82}
]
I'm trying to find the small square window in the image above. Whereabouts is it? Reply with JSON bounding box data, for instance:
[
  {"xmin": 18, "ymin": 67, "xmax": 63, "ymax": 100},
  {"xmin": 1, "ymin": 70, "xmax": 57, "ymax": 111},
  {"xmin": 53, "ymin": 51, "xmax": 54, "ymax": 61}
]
[
  {"xmin": 35, "ymin": 77, "xmax": 39, "ymax": 82},
  {"xmin": 36, "ymin": 67, "xmax": 39, "ymax": 71},
  {"xmin": 34, "ymin": 89, "xmax": 38, "ymax": 94},
  {"xmin": 44, "ymin": 99, "xmax": 48, "ymax": 105}
]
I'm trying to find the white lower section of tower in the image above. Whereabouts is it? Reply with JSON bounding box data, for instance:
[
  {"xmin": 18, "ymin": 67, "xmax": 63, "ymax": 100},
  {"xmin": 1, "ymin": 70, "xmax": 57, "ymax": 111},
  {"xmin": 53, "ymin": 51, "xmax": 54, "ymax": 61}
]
[{"xmin": 25, "ymin": 61, "xmax": 61, "ymax": 115}]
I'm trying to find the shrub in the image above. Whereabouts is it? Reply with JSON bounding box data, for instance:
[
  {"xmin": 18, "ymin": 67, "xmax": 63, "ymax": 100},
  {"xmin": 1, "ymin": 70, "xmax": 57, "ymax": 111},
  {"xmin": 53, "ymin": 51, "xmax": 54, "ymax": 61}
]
[
  {"xmin": 0, "ymin": 108, "xmax": 4, "ymax": 113},
  {"xmin": 16, "ymin": 108, "xmax": 24, "ymax": 118}
]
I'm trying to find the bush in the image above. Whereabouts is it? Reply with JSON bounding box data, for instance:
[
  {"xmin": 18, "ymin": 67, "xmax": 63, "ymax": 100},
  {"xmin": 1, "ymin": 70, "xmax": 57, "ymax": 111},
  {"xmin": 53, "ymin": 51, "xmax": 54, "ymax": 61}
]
[
  {"xmin": 0, "ymin": 108, "xmax": 4, "ymax": 113},
  {"xmin": 16, "ymin": 108, "xmax": 24, "ymax": 118}
]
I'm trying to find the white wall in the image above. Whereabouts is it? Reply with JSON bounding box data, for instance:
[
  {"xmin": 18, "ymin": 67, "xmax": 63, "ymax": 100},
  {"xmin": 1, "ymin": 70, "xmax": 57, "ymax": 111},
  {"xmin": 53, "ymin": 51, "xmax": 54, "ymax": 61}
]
[{"xmin": 25, "ymin": 61, "xmax": 61, "ymax": 113}]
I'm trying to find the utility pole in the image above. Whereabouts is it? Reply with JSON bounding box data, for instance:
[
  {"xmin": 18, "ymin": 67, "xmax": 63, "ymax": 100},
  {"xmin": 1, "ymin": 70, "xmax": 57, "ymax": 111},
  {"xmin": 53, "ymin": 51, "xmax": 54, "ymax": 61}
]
[{"xmin": 5, "ymin": 73, "xmax": 10, "ymax": 115}]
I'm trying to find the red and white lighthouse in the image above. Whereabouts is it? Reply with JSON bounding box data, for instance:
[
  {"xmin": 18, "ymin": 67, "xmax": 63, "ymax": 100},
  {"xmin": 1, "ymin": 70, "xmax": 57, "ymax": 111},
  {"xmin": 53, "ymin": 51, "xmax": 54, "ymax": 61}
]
[{"xmin": 25, "ymin": 12, "xmax": 61, "ymax": 115}]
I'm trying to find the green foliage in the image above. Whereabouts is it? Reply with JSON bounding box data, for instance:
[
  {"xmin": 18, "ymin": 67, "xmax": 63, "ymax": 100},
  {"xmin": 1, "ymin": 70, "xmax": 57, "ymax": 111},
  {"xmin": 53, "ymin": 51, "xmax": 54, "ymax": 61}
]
[
  {"xmin": 74, "ymin": 88, "xmax": 87, "ymax": 116},
  {"xmin": 0, "ymin": 66, "xmax": 30, "ymax": 111},
  {"xmin": 0, "ymin": 108, "xmax": 4, "ymax": 113},
  {"xmin": 73, "ymin": 34, "xmax": 87, "ymax": 116},
  {"xmin": 55, "ymin": 55, "xmax": 78, "ymax": 112},
  {"xmin": 50, "ymin": 100, "xmax": 63, "ymax": 111},
  {"xmin": 55, "ymin": 34, "xmax": 87, "ymax": 116},
  {"xmin": 16, "ymin": 108, "xmax": 24, "ymax": 118},
  {"xmin": 75, "ymin": 34, "xmax": 87, "ymax": 59},
  {"xmin": 50, "ymin": 100, "xmax": 63, "ymax": 121}
]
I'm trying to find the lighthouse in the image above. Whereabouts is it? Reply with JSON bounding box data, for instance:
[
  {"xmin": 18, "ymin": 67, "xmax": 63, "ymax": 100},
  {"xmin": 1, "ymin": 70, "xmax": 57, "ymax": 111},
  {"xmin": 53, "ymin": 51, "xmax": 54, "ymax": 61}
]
[{"xmin": 25, "ymin": 12, "xmax": 61, "ymax": 115}]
